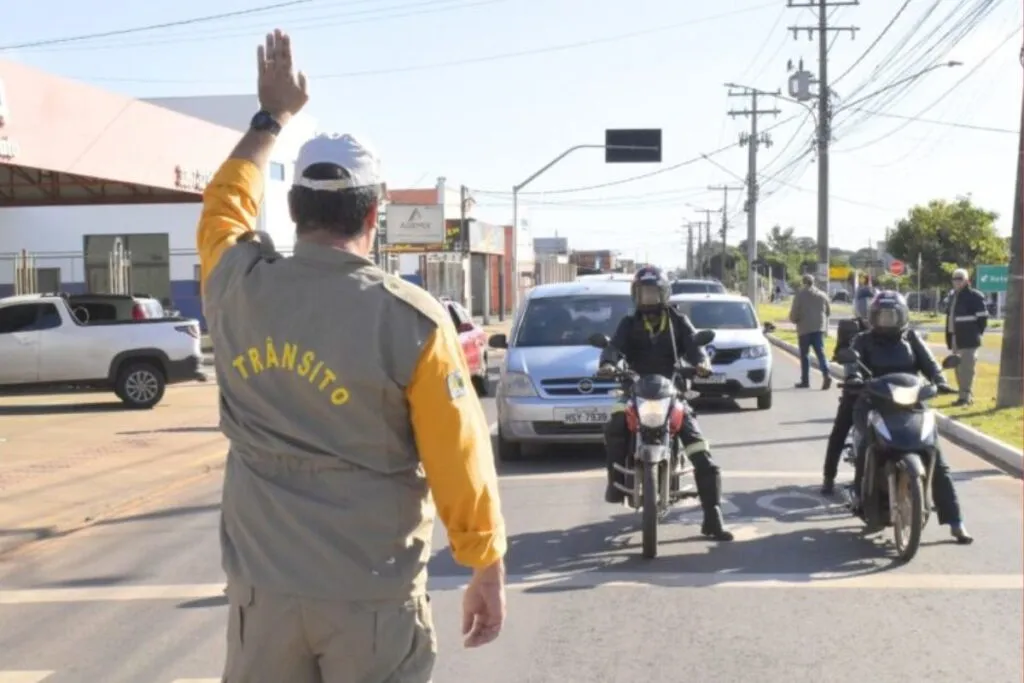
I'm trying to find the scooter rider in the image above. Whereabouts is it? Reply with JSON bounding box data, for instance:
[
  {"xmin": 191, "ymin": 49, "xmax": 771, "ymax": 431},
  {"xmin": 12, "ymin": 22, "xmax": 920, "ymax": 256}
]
[
  {"xmin": 823, "ymin": 290, "xmax": 973, "ymax": 544},
  {"xmin": 597, "ymin": 266, "xmax": 734, "ymax": 541}
]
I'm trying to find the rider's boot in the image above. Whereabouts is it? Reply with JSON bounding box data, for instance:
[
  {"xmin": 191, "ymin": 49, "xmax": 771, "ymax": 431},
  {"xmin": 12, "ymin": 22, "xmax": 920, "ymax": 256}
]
[
  {"xmin": 950, "ymin": 523, "xmax": 974, "ymax": 545},
  {"xmin": 696, "ymin": 469, "xmax": 734, "ymax": 541}
]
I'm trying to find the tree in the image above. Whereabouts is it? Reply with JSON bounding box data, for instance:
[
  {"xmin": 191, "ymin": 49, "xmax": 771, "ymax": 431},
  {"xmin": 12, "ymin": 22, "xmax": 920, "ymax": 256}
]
[
  {"xmin": 766, "ymin": 225, "xmax": 796, "ymax": 254},
  {"xmin": 996, "ymin": 59, "xmax": 1023, "ymax": 410},
  {"xmin": 886, "ymin": 197, "xmax": 1008, "ymax": 289}
]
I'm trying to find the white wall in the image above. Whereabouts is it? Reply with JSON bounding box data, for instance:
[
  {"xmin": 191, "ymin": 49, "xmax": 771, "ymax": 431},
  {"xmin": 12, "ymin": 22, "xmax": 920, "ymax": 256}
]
[{"xmin": 0, "ymin": 203, "xmax": 200, "ymax": 284}]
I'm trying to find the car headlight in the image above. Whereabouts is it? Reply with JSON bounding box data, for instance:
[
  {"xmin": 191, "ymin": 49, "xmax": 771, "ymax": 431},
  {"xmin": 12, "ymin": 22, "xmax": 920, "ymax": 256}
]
[
  {"xmin": 741, "ymin": 344, "xmax": 770, "ymax": 359},
  {"xmin": 502, "ymin": 371, "xmax": 538, "ymax": 397},
  {"xmin": 636, "ymin": 397, "xmax": 672, "ymax": 428}
]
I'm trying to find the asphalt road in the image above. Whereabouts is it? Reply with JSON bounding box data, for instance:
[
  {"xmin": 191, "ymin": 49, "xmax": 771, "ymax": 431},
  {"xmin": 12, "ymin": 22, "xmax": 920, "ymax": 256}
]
[{"xmin": 0, "ymin": 352, "xmax": 1021, "ymax": 683}]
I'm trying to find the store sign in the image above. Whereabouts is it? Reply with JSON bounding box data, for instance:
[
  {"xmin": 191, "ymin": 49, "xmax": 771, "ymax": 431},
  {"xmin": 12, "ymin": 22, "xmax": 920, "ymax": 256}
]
[
  {"xmin": 0, "ymin": 137, "xmax": 18, "ymax": 161},
  {"xmin": 0, "ymin": 78, "xmax": 18, "ymax": 161},
  {"xmin": 469, "ymin": 221, "xmax": 505, "ymax": 255},
  {"xmin": 385, "ymin": 204, "xmax": 444, "ymax": 245},
  {"xmin": 174, "ymin": 165, "xmax": 214, "ymax": 191},
  {"xmin": 0, "ymin": 78, "xmax": 9, "ymax": 128}
]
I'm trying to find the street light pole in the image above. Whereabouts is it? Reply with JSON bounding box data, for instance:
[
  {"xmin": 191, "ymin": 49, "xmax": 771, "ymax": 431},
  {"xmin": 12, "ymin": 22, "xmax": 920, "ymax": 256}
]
[{"xmin": 511, "ymin": 142, "xmax": 658, "ymax": 310}]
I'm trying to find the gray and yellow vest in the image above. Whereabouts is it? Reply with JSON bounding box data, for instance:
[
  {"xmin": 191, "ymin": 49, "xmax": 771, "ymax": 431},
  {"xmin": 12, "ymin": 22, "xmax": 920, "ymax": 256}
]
[{"xmin": 204, "ymin": 240, "xmax": 447, "ymax": 601}]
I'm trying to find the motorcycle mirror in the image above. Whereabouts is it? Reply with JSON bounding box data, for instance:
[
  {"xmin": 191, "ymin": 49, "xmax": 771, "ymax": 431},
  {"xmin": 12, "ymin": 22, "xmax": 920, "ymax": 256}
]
[
  {"xmin": 941, "ymin": 355, "xmax": 961, "ymax": 370},
  {"xmin": 587, "ymin": 333, "xmax": 610, "ymax": 348},
  {"xmin": 835, "ymin": 348, "xmax": 859, "ymax": 364}
]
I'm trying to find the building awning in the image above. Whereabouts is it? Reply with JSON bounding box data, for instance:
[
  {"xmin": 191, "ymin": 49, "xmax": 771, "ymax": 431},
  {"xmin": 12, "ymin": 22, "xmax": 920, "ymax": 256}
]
[{"xmin": 0, "ymin": 59, "xmax": 242, "ymax": 207}]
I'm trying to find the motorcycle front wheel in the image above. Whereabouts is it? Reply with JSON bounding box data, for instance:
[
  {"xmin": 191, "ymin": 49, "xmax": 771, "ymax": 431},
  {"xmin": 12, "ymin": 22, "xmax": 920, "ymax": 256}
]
[
  {"xmin": 641, "ymin": 462, "xmax": 658, "ymax": 559},
  {"xmin": 892, "ymin": 461, "xmax": 925, "ymax": 563}
]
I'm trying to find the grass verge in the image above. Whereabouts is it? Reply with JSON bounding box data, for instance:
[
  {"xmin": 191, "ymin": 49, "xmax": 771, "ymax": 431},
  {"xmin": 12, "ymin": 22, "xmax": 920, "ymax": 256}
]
[{"xmin": 769, "ymin": 330, "xmax": 1023, "ymax": 450}]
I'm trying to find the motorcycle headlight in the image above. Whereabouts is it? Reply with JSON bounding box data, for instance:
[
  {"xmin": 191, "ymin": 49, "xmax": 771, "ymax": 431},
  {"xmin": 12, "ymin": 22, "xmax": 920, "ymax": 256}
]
[
  {"xmin": 502, "ymin": 371, "xmax": 538, "ymax": 398},
  {"xmin": 741, "ymin": 344, "xmax": 770, "ymax": 359},
  {"xmin": 889, "ymin": 385, "xmax": 919, "ymax": 406},
  {"xmin": 636, "ymin": 397, "xmax": 672, "ymax": 428}
]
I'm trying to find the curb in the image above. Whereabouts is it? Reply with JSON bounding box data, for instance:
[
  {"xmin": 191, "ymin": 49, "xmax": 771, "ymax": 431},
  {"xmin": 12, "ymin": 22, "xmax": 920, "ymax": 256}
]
[
  {"xmin": 767, "ymin": 334, "xmax": 1023, "ymax": 478},
  {"xmin": 0, "ymin": 448, "xmax": 226, "ymax": 558}
]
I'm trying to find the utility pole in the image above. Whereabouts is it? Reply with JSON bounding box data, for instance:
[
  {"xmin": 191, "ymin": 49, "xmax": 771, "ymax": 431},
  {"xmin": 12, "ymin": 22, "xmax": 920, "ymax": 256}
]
[
  {"xmin": 787, "ymin": 0, "xmax": 859, "ymax": 290},
  {"xmin": 996, "ymin": 42, "xmax": 1024, "ymax": 409},
  {"xmin": 707, "ymin": 185, "xmax": 743, "ymax": 282},
  {"xmin": 685, "ymin": 222, "xmax": 695, "ymax": 277},
  {"xmin": 726, "ymin": 83, "xmax": 780, "ymax": 303}
]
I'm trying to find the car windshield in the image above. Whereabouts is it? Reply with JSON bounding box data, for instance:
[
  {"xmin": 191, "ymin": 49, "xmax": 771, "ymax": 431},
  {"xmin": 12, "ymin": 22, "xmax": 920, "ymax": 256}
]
[
  {"xmin": 674, "ymin": 300, "xmax": 758, "ymax": 330},
  {"xmin": 671, "ymin": 281, "xmax": 724, "ymax": 294},
  {"xmin": 515, "ymin": 295, "xmax": 633, "ymax": 347}
]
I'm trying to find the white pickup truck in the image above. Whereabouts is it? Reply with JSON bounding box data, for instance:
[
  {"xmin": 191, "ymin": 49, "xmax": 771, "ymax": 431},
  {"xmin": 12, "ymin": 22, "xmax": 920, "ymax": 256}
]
[{"xmin": 0, "ymin": 293, "xmax": 206, "ymax": 409}]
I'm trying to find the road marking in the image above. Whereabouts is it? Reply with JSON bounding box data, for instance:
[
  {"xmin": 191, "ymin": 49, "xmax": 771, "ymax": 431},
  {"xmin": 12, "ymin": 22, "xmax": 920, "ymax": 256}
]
[
  {"xmin": 1, "ymin": 570, "xmax": 1019, "ymax": 605},
  {"xmin": 0, "ymin": 673, "xmax": 53, "ymax": 683},
  {"xmin": 169, "ymin": 679, "xmax": 220, "ymax": 683},
  {"xmin": 504, "ymin": 470, "xmax": 829, "ymax": 482}
]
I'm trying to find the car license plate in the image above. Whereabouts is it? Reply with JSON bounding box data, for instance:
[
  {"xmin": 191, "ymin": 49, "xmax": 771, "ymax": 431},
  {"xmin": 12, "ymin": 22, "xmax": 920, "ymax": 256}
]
[
  {"xmin": 554, "ymin": 408, "xmax": 610, "ymax": 425},
  {"xmin": 694, "ymin": 374, "xmax": 727, "ymax": 385}
]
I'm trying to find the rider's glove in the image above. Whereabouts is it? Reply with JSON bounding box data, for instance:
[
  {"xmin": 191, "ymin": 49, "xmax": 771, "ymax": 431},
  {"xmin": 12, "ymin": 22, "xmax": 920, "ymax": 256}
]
[
  {"xmin": 695, "ymin": 362, "xmax": 713, "ymax": 378},
  {"xmin": 936, "ymin": 380, "xmax": 956, "ymax": 395},
  {"xmin": 596, "ymin": 364, "xmax": 616, "ymax": 378}
]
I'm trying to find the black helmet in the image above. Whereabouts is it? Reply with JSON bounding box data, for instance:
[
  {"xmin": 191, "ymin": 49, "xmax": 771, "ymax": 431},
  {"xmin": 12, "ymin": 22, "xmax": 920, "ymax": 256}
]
[
  {"xmin": 868, "ymin": 290, "xmax": 909, "ymax": 336},
  {"xmin": 631, "ymin": 266, "xmax": 671, "ymax": 312}
]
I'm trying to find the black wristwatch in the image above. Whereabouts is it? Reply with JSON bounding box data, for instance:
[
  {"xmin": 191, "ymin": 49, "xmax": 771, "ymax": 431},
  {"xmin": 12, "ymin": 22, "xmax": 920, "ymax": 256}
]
[{"xmin": 250, "ymin": 110, "xmax": 282, "ymax": 135}]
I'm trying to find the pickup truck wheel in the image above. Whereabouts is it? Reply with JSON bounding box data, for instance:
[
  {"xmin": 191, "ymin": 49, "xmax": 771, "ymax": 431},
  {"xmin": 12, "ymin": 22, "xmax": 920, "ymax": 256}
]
[{"xmin": 116, "ymin": 362, "xmax": 166, "ymax": 409}]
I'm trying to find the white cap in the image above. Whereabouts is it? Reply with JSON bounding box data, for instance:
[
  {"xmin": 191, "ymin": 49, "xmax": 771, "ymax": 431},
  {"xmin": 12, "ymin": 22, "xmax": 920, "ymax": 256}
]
[
  {"xmin": 952, "ymin": 268, "xmax": 969, "ymax": 280},
  {"xmin": 293, "ymin": 133, "xmax": 383, "ymax": 193}
]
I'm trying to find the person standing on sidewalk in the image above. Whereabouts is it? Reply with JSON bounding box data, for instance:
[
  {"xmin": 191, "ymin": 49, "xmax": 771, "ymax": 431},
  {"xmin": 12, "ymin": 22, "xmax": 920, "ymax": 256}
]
[
  {"xmin": 197, "ymin": 30, "xmax": 507, "ymax": 683},
  {"xmin": 789, "ymin": 273, "xmax": 832, "ymax": 389},
  {"xmin": 944, "ymin": 268, "xmax": 988, "ymax": 406}
]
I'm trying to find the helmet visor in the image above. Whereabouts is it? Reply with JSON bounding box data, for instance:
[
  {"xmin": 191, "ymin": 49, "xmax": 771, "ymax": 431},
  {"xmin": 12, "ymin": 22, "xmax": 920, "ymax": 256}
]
[
  {"xmin": 636, "ymin": 284, "xmax": 662, "ymax": 307},
  {"xmin": 873, "ymin": 307, "xmax": 904, "ymax": 329}
]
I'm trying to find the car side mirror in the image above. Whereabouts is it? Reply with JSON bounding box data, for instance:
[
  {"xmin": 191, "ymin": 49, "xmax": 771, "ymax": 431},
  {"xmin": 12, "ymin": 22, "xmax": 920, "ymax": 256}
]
[
  {"xmin": 587, "ymin": 333, "xmax": 610, "ymax": 348},
  {"xmin": 693, "ymin": 329, "xmax": 716, "ymax": 346},
  {"xmin": 488, "ymin": 334, "xmax": 508, "ymax": 349},
  {"xmin": 836, "ymin": 348, "xmax": 858, "ymax": 364},
  {"xmin": 762, "ymin": 321, "xmax": 776, "ymax": 333},
  {"xmin": 457, "ymin": 322, "xmax": 475, "ymax": 334},
  {"xmin": 941, "ymin": 355, "xmax": 961, "ymax": 370}
]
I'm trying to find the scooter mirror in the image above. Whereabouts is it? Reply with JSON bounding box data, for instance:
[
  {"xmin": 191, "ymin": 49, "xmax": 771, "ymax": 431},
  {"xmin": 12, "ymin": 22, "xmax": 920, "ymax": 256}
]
[
  {"xmin": 835, "ymin": 347, "xmax": 859, "ymax": 364},
  {"xmin": 693, "ymin": 329, "xmax": 716, "ymax": 346},
  {"xmin": 587, "ymin": 333, "xmax": 610, "ymax": 348},
  {"xmin": 941, "ymin": 355, "xmax": 961, "ymax": 370}
]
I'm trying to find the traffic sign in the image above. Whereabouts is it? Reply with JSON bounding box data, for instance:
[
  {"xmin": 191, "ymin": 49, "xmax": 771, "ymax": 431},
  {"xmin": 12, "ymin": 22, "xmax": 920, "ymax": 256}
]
[
  {"xmin": 976, "ymin": 264, "xmax": 1009, "ymax": 293},
  {"xmin": 889, "ymin": 259, "xmax": 905, "ymax": 276},
  {"xmin": 604, "ymin": 129, "xmax": 662, "ymax": 163}
]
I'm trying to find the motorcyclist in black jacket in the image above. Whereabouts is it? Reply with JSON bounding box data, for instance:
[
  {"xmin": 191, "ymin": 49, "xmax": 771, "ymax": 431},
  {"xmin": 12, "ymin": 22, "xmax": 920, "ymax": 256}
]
[
  {"xmin": 823, "ymin": 291, "xmax": 973, "ymax": 544},
  {"xmin": 597, "ymin": 266, "xmax": 734, "ymax": 541}
]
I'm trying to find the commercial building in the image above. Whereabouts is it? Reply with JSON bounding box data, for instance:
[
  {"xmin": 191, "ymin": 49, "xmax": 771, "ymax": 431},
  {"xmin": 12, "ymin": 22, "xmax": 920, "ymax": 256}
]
[{"xmin": 0, "ymin": 60, "xmax": 315, "ymax": 328}]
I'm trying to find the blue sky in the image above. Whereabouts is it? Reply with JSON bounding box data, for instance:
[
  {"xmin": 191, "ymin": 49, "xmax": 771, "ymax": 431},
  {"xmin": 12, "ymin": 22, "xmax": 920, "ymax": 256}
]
[{"xmin": 3, "ymin": 0, "xmax": 1021, "ymax": 267}]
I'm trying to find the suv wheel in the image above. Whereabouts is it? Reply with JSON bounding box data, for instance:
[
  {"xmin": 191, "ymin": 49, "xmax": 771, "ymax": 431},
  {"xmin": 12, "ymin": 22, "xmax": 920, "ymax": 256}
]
[
  {"xmin": 756, "ymin": 390, "xmax": 773, "ymax": 410},
  {"xmin": 115, "ymin": 361, "xmax": 166, "ymax": 409}
]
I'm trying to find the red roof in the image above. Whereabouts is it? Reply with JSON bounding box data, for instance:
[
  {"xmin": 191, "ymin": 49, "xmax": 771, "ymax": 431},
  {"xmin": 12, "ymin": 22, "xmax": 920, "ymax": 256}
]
[{"xmin": 388, "ymin": 188, "xmax": 437, "ymax": 204}]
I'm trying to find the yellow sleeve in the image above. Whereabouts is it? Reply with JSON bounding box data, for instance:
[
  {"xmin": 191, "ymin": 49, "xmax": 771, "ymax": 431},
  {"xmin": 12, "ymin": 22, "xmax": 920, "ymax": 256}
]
[
  {"xmin": 406, "ymin": 324, "xmax": 506, "ymax": 569},
  {"xmin": 196, "ymin": 159, "xmax": 265, "ymax": 290}
]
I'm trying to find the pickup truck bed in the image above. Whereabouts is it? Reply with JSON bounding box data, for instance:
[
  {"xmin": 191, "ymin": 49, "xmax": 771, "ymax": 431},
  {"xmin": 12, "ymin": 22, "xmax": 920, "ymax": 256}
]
[{"xmin": 0, "ymin": 293, "xmax": 205, "ymax": 408}]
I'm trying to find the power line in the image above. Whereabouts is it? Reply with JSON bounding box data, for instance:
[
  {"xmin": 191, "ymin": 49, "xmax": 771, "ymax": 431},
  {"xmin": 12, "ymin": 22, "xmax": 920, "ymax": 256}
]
[
  {"xmin": 839, "ymin": 106, "xmax": 1018, "ymax": 134},
  {"xmin": 831, "ymin": 0, "xmax": 911, "ymax": 85},
  {"xmin": 31, "ymin": 0, "xmax": 502, "ymax": 54},
  {"xmin": 474, "ymin": 112, "xmax": 804, "ymax": 196},
  {"xmin": 0, "ymin": 0, "xmax": 313, "ymax": 51},
  {"xmin": 833, "ymin": 23, "xmax": 1022, "ymax": 154}
]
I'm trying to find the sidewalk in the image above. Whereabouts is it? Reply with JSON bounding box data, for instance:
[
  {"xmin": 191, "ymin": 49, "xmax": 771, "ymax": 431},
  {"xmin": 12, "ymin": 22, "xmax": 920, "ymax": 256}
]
[{"xmin": 0, "ymin": 383, "xmax": 226, "ymax": 556}]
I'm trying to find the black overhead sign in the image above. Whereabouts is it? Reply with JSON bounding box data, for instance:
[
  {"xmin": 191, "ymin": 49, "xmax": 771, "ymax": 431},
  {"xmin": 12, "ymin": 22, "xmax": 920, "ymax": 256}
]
[{"xmin": 604, "ymin": 128, "xmax": 662, "ymax": 163}]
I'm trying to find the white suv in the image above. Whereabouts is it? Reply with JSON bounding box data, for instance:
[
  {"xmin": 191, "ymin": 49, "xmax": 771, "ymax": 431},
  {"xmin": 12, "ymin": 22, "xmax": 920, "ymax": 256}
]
[{"xmin": 670, "ymin": 293, "xmax": 775, "ymax": 410}]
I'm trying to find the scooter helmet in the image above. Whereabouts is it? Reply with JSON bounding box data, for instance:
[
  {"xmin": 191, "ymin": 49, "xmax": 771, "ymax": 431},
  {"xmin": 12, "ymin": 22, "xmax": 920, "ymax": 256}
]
[
  {"xmin": 631, "ymin": 265, "xmax": 671, "ymax": 312},
  {"xmin": 867, "ymin": 290, "xmax": 910, "ymax": 337}
]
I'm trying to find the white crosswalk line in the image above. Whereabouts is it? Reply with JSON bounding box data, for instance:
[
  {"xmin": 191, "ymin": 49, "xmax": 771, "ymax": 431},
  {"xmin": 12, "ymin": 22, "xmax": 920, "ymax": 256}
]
[
  {"xmin": 169, "ymin": 679, "xmax": 220, "ymax": 682},
  {"xmin": 0, "ymin": 673, "xmax": 54, "ymax": 683}
]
